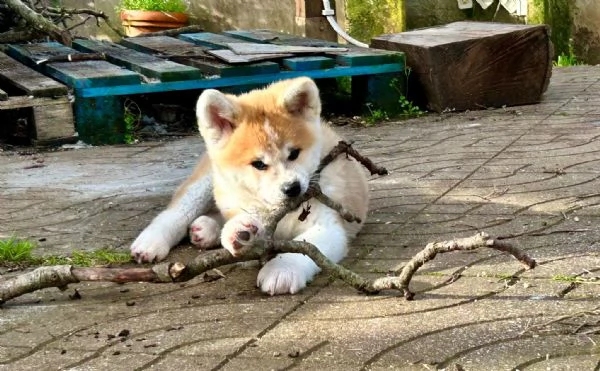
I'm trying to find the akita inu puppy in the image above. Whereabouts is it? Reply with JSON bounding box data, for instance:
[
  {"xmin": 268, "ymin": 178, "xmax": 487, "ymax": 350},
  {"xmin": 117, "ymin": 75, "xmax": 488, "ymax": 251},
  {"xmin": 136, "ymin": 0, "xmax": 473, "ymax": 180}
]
[{"xmin": 131, "ymin": 77, "xmax": 369, "ymax": 295}]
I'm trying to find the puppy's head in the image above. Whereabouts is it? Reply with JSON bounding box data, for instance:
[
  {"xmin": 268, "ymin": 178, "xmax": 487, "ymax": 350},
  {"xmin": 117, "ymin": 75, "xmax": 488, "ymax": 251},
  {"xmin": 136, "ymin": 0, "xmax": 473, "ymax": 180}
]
[{"xmin": 196, "ymin": 77, "xmax": 323, "ymax": 208}]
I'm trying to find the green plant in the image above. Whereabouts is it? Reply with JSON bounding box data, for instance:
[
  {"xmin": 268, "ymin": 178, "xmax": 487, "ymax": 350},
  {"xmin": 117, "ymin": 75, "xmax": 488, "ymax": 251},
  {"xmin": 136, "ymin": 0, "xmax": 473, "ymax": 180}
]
[
  {"xmin": 346, "ymin": 0, "xmax": 404, "ymax": 43},
  {"xmin": 553, "ymin": 41, "xmax": 582, "ymax": 67},
  {"xmin": 552, "ymin": 274, "xmax": 579, "ymax": 283},
  {"xmin": 397, "ymin": 94, "xmax": 423, "ymax": 117},
  {"xmin": 554, "ymin": 53, "xmax": 580, "ymax": 67},
  {"xmin": 390, "ymin": 71, "xmax": 424, "ymax": 118},
  {"xmin": 0, "ymin": 236, "xmax": 131, "ymax": 267},
  {"xmin": 364, "ymin": 103, "xmax": 389, "ymax": 125},
  {"xmin": 118, "ymin": 0, "xmax": 187, "ymax": 12},
  {"xmin": 336, "ymin": 76, "xmax": 352, "ymax": 96},
  {"xmin": 123, "ymin": 99, "xmax": 141, "ymax": 144},
  {"xmin": 0, "ymin": 235, "xmax": 37, "ymax": 264}
]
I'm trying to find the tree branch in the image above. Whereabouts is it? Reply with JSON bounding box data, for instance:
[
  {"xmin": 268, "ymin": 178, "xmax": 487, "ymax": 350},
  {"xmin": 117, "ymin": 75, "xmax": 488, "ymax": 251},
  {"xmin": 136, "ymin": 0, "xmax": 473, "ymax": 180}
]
[
  {"xmin": 4, "ymin": 0, "xmax": 72, "ymax": 45},
  {"xmin": 3, "ymin": 0, "xmax": 126, "ymax": 43}
]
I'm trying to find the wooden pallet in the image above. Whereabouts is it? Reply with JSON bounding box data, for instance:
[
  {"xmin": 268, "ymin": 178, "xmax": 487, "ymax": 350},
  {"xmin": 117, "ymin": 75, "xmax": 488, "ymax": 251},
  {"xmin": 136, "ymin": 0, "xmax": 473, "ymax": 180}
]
[
  {"xmin": 0, "ymin": 52, "xmax": 75, "ymax": 144},
  {"xmin": 6, "ymin": 30, "xmax": 405, "ymax": 144}
]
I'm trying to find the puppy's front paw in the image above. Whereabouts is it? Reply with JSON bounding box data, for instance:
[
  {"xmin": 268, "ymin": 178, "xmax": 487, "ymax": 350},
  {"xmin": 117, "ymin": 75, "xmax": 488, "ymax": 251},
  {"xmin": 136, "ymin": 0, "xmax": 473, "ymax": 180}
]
[
  {"xmin": 130, "ymin": 228, "xmax": 171, "ymax": 263},
  {"xmin": 257, "ymin": 254, "xmax": 318, "ymax": 295},
  {"xmin": 221, "ymin": 214, "xmax": 264, "ymax": 256},
  {"xmin": 189, "ymin": 215, "xmax": 221, "ymax": 249}
]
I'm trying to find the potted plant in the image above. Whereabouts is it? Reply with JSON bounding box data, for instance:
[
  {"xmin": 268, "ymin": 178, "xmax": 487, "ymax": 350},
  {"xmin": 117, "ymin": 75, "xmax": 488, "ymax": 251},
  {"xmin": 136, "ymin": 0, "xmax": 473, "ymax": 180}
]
[{"xmin": 119, "ymin": 0, "xmax": 189, "ymax": 37}]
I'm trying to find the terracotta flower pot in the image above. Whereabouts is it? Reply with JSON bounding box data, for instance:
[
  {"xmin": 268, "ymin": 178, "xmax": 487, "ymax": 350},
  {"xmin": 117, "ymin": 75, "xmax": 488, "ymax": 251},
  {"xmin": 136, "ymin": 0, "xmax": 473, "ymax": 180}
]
[{"xmin": 120, "ymin": 10, "xmax": 188, "ymax": 37}]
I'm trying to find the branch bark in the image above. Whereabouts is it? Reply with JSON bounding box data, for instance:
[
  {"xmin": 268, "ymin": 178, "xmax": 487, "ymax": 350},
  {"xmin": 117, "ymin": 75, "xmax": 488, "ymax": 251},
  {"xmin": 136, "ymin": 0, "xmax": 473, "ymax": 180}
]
[
  {"xmin": 3, "ymin": 0, "xmax": 126, "ymax": 43},
  {"xmin": 4, "ymin": 0, "xmax": 72, "ymax": 45}
]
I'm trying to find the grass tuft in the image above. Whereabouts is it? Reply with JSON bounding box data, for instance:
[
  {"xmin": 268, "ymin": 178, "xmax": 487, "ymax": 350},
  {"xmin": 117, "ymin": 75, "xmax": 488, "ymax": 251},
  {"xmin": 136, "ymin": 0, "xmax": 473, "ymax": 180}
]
[
  {"xmin": 0, "ymin": 236, "xmax": 132, "ymax": 267},
  {"xmin": 0, "ymin": 236, "xmax": 37, "ymax": 264}
]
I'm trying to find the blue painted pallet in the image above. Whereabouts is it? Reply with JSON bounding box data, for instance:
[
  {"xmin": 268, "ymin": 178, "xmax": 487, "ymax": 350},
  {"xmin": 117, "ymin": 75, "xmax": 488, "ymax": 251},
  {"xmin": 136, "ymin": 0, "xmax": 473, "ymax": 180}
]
[{"xmin": 6, "ymin": 31, "xmax": 405, "ymax": 144}]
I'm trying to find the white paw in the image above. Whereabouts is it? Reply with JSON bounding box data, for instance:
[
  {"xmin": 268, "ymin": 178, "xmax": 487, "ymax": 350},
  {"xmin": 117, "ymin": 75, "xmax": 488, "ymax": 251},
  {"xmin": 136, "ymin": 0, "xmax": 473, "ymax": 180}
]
[
  {"xmin": 257, "ymin": 253, "xmax": 319, "ymax": 295},
  {"xmin": 130, "ymin": 227, "xmax": 171, "ymax": 263},
  {"xmin": 220, "ymin": 214, "xmax": 264, "ymax": 256},
  {"xmin": 189, "ymin": 215, "xmax": 221, "ymax": 249}
]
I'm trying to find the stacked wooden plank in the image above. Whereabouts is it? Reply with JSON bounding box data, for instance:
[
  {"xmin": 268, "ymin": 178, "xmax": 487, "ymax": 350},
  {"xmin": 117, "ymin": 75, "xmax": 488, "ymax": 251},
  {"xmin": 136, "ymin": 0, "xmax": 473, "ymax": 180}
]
[
  {"xmin": 0, "ymin": 52, "xmax": 74, "ymax": 144},
  {"xmin": 6, "ymin": 31, "xmax": 406, "ymax": 144}
]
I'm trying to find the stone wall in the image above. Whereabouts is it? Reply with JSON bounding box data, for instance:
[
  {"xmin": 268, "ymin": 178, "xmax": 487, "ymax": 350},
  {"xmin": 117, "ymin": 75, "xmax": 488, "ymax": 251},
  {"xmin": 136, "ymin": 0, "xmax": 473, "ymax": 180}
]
[
  {"xmin": 572, "ymin": 0, "xmax": 600, "ymax": 64},
  {"xmin": 405, "ymin": 0, "xmax": 523, "ymax": 30}
]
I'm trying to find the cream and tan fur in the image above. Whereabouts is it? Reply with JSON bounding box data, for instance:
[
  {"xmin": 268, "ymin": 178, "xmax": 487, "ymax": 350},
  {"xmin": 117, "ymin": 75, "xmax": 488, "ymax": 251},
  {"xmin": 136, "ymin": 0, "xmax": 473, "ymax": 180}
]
[{"xmin": 131, "ymin": 77, "xmax": 368, "ymax": 295}]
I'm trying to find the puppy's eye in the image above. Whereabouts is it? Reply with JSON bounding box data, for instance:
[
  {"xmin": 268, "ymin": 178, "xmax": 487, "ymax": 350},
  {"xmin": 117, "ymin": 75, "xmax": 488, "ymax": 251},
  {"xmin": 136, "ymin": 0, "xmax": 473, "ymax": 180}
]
[
  {"xmin": 288, "ymin": 148, "xmax": 301, "ymax": 161},
  {"xmin": 251, "ymin": 160, "xmax": 268, "ymax": 170}
]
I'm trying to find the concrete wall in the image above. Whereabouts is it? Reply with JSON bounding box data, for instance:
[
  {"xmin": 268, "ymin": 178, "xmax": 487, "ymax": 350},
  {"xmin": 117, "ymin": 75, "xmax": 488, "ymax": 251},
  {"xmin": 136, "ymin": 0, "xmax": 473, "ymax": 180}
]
[
  {"xmin": 58, "ymin": 0, "xmax": 600, "ymax": 64},
  {"xmin": 61, "ymin": 0, "xmax": 338, "ymax": 41},
  {"xmin": 187, "ymin": 0, "xmax": 295, "ymax": 34}
]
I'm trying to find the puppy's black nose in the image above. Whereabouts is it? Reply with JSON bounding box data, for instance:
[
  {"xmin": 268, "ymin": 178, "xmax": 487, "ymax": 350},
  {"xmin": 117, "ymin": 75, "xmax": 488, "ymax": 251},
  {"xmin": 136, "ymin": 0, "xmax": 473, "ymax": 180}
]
[{"xmin": 282, "ymin": 181, "xmax": 301, "ymax": 198}]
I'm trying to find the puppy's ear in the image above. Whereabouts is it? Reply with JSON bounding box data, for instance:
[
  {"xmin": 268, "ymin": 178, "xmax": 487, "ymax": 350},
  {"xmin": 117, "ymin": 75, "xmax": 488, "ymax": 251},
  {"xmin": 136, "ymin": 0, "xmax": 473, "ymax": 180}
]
[
  {"xmin": 196, "ymin": 89, "xmax": 238, "ymax": 146},
  {"xmin": 280, "ymin": 77, "xmax": 321, "ymax": 119}
]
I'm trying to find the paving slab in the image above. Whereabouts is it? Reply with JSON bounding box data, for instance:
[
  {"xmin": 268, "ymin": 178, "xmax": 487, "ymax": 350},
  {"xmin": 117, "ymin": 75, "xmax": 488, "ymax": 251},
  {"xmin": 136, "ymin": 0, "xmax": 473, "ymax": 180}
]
[{"xmin": 1, "ymin": 66, "xmax": 600, "ymax": 370}]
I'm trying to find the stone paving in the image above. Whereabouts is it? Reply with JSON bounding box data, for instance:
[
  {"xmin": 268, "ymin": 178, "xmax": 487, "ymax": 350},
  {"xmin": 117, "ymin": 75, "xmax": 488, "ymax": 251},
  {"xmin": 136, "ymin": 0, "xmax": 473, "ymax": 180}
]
[{"xmin": 1, "ymin": 66, "xmax": 600, "ymax": 370}]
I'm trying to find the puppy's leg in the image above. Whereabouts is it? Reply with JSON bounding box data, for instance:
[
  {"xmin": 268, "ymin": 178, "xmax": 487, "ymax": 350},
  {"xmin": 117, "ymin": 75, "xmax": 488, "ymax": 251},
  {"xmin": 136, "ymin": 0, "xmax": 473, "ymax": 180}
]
[
  {"xmin": 131, "ymin": 155, "xmax": 214, "ymax": 263},
  {"xmin": 189, "ymin": 211, "xmax": 224, "ymax": 249},
  {"xmin": 257, "ymin": 210, "xmax": 348, "ymax": 295}
]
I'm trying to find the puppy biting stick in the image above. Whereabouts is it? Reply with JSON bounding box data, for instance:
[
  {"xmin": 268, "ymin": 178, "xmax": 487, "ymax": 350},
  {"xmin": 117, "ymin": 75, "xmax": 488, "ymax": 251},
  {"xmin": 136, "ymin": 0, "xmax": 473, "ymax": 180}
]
[{"xmin": 0, "ymin": 141, "xmax": 535, "ymax": 304}]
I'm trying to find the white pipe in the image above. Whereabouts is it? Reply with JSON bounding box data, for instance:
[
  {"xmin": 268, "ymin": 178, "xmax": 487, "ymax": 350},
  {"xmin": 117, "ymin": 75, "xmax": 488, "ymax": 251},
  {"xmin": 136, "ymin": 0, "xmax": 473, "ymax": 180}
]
[{"xmin": 322, "ymin": 0, "xmax": 369, "ymax": 48}]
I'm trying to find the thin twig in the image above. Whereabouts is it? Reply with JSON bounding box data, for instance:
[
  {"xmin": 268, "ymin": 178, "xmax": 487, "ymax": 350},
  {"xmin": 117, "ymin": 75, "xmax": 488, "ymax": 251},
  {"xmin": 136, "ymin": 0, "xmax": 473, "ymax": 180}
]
[{"xmin": 35, "ymin": 52, "xmax": 106, "ymax": 65}]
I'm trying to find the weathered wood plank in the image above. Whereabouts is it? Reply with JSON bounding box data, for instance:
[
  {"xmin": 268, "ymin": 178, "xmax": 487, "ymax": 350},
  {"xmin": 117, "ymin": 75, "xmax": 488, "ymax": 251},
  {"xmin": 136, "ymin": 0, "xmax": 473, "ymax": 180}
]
[
  {"xmin": 0, "ymin": 95, "xmax": 74, "ymax": 142},
  {"xmin": 224, "ymin": 29, "xmax": 404, "ymax": 67},
  {"xmin": 32, "ymin": 98, "xmax": 75, "ymax": 140},
  {"xmin": 0, "ymin": 95, "xmax": 70, "ymax": 110},
  {"xmin": 371, "ymin": 21, "xmax": 552, "ymax": 112},
  {"xmin": 73, "ymin": 39, "xmax": 202, "ymax": 82},
  {"xmin": 223, "ymin": 30, "xmax": 352, "ymax": 69},
  {"xmin": 206, "ymin": 49, "xmax": 292, "ymax": 63},
  {"xmin": 120, "ymin": 36, "xmax": 209, "ymax": 56},
  {"xmin": 122, "ymin": 35, "xmax": 281, "ymax": 76},
  {"xmin": 0, "ymin": 52, "xmax": 67, "ymax": 98},
  {"xmin": 226, "ymin": 43, "xmax": 347, "ymax": 55},
  {"xmin": 225, "ymin": 29, "xmax": 340, "ymax": 47},
  {"xmin": 179, "ymin": 32, "xmax": 250, "ymax": 49},
  {"xmin": 6, "ymin": 42, "xmax": 141, "ymax": 89},
  {"xmin": 281, "ymin": 56, "xmax": 336, "ymax": 71},
  {"xmin": 0, "ymin": 88, "xmax": 7, "ymax": 101}
]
